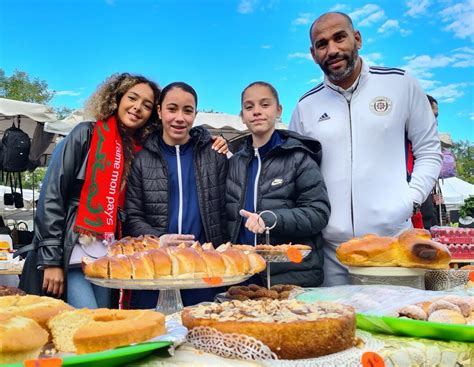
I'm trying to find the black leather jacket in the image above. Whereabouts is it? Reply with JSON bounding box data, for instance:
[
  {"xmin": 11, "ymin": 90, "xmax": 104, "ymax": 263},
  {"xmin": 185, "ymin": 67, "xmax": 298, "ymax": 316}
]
[
  {"xmin": 20, "ymin": 122, "xmax": 93, "ymax": 298},
  {"xmin": 225, "ymin": 130, "xmax": 330, "ymax": 287},
  {"xmin": 124, "ymin": 126, "xmax": 229, "ymax": 244}
]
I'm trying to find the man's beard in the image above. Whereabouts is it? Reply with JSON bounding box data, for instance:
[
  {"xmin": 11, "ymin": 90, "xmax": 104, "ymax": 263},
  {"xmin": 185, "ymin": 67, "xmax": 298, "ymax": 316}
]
[{"xmin": 321, "ymin": 47, "xmax": 359, "ymax": 83}]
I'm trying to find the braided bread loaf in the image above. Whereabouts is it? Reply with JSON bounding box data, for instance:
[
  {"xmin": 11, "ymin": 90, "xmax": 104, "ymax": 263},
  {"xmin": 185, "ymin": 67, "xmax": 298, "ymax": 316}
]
[
  {"xmin": 336, "ymin": 229, "xmax": 451, "ymax": 269},
  {"xmin": 83, "ymin": 241, "xmax": 266, "ymax": 279}
]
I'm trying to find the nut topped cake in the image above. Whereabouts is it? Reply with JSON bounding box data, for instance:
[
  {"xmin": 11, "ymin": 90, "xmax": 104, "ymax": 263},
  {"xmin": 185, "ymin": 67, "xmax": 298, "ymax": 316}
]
[{"xmin": 182, "ymin": 299, "xmax": 356, "ymax": 359}]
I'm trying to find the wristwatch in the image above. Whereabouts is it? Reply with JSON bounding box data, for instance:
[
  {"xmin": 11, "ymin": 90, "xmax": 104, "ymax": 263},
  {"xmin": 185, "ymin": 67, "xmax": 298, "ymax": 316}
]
[{"xmin": 413, "ymin": 202, "xmax": 421, "ymax": 215}]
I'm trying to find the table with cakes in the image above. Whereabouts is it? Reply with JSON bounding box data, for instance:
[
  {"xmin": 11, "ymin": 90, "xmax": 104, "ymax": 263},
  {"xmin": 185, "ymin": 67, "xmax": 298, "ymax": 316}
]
[{"xmin": 0, "ymin": 228, "xmax": 473, "ymax": 367}]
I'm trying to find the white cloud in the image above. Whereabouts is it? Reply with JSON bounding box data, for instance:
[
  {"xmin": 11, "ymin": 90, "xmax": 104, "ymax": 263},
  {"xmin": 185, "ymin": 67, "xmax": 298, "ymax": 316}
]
[
  {"xmin": 307, "ymin": 77, "xmax": 323, "ymax": 84},
  {"xmin": 288, "ymin": 52, "xmax": 313, "ymax": 61},
  {"xmin": 54, "ymin": 90, "xmax": 81, "ymax": 97},
  {"xmin": 400, "ymin": 28, "xmax": 413, "ymax": 37},
  {"xmin": 361, "ymin": 52, "xmax": 383, "ymax": 65},
  {"xmin": 402, "ymin": 54, "xmax": 453, "ymax": 78},
  {"xmin": 427, "ymin": 83, "xmax": 468, "ymax": 103},
  {"xmin": 238, "ymin": 0, "xmax": 257, "ymax": 14},
  {"xmin": 451, "ymin": 47, "xmax": 474, "ymax": 67},
  {"xmin": 292, "ymin": 13, "xmax": 313, "ymax": 26},
  {"xmin": 330, "ymin": 4, "xmax": 349, "ymax": 12},
  {"xmin": 378, "ymin": 19, "xmax": 399, "ymax": 34},
  {"xmin": 350, "ymin": 4, "xmax": 385, "ymax": 26},
  {"xmin": 261, "ymin": 45, "xmax": 272, "ymax": 49},
  {"xmin": 405, "ymin": 0, "xmax": 431, "ymax": 17},
  {"xmin": 419, "ymin": 79, "xmax": 441, "ymax": 90},
  {"xmin": 456, "ymin": 111, "xmax": 474, "ymax": 120},
  {"xmin": 439, "ymin": 1, "xmax": 474, "ymax": 41}
]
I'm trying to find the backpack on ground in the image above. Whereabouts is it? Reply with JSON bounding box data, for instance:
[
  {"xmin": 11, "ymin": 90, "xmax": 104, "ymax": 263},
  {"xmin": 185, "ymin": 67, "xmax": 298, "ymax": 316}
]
[{"xmin": 1, "ymin": 122, "xmax": 31, "ymax": 172}]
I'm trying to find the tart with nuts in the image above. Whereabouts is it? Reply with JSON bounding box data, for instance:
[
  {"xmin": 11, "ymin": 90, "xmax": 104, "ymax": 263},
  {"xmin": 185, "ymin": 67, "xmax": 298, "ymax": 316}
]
[{"xmin": 182, "ymin": 299, "xmax": 356, "ymax": 359}]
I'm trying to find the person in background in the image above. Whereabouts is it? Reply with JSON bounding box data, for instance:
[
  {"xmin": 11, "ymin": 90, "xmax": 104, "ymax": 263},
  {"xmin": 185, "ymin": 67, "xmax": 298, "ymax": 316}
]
[
  {"xmin": 125, "ymin": 82, "xmax": 228, "ymax": 308},
  {"xmin": 19, "ymin": 73, "xmax": 161, "ymax": 308},
  {"xmin": 226, "ymin": 81, "xmax": 330, "ymax": 287},
  {"xmin": 289, "ymin": 12, "xmax": 442, "ymax": 286}
]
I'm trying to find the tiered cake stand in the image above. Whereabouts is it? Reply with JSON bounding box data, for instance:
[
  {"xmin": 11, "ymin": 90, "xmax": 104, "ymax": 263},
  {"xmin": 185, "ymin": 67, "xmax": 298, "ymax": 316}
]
[{"xmin": 256, "ymin": 211, "xmax": 311, "ymax": 289}]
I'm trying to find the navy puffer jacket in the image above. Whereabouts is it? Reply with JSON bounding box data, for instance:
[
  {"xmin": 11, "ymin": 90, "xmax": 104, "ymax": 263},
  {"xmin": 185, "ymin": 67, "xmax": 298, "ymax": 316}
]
[{"xmin": 125, "ymin": 126, "xmax": 228, "ymax": 245}]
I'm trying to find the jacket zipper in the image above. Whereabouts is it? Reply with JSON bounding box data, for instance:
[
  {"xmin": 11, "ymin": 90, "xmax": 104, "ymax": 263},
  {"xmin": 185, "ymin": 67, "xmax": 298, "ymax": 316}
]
[
  {"xmin": 175, "ymin": 145, "xmax": 183, "ymax": 235},
  {"xmin": 346, "ymin": 98, "xmax": 355, "ymax": 237},
  {"xmin": 253, "ymin": 147, "xmax": 262, "ymax": 246},
  {"xmin": 232, "ymin": 152, "xmax": 253, "ymax": 242},
  {"xmin": 194, "ymin": 146, "xmax": 210, "ymax": 242}
]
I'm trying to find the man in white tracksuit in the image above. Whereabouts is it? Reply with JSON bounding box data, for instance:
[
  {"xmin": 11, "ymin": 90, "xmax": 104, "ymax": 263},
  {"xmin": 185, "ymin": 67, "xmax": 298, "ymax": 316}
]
[{"xmin": 289, "ymin": 12, "xmax": 442, "ymax": 286}]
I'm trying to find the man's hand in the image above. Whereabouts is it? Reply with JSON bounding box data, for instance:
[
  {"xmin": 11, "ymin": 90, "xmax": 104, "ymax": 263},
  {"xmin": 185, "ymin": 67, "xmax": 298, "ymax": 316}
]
[
  {"xmin": 239, "ymin": 209, "xmax": 266, "ymax": 234},
  {"xmin": 211, "ymin": 135, "xmax": 229, "ymax": 155},
  {"xmin": 159, "ymin": 233, "xmax": 195, "ymax": 247},
  {"xmin": 42, "ymin": 267, "xmax": 64, "ymax": 298}
]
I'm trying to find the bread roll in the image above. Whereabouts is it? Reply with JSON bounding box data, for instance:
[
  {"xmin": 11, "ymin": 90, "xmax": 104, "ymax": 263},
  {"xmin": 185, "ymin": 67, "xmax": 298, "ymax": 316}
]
[
  {"xmin": 167, "ymin": 246, "xmax": 207, "ymax": 278},
  {"xmin": 108, "ymin": 255, "xmax": 132, "ymax": 279},
  {"xmin": 336, "ymin": 229, "xmax": 451, "ymax": 269},
  {"xmin": 336, "ymin": 234, "xmax": 399, "ymax": 267},
  {"xmin": 147, "ymin": 249, "xmax": 172, "ymax": 278},
  {"xmin": 129, "ymin": 251, "xmax": 154, "ymax": 279},
  {"xmin": 193, "ymin": 243, "xmax": 226, "ymax": 276},
  {"xmin": 82, "ymin": 256, "xmax": 109, "ymax": 279},
  {"xmin": 397, "ymin": 230, "xmax": 451, "ymax": 269},
  {"xmin": 84, "ymin": 238, "xmax": 266, "ymax": 280}
]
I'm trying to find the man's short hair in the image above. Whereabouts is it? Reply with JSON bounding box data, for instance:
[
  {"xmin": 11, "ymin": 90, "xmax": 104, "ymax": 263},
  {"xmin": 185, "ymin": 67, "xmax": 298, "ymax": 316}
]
[
  {"xmin": 309, "ymin": 12, "xmax": 355, "ymax": 43},
  {"xmin": 427, "ymin": 94, "xmax": 438, "ymax": 105}
]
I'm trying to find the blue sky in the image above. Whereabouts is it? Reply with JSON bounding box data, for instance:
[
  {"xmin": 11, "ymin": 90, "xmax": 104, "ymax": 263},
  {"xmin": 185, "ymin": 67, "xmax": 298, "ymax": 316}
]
[{"xmin": 1, "ymin": 0, "xmax": 473, "ymax": 142}]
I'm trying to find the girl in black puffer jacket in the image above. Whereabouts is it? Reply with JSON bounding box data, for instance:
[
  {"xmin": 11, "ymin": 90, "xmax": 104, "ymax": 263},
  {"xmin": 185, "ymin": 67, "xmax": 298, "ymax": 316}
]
[
  {"xmin": 226, "ymin": 82, "xmax": 330, "ymax": 287},
  {"xmin": 125, "ymin": 82, "xmax": 228, "ymax": 308}
]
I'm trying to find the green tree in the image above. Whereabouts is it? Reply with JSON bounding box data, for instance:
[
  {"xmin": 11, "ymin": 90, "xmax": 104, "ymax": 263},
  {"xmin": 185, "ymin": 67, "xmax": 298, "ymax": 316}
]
[
  {"xmin": 55, "ymin": 106, "xmax": 74, "ymax": 119},
  {"xmin": 450, "ymin": 140, "xmax": 474, "ymax": 184},
  {"xmin": 0, "ymin": 68, "xmax": 54, "ymax": 104},
  {"xmin": 21, "ymin": 168, "xmax": 48, "ymax": 190}
]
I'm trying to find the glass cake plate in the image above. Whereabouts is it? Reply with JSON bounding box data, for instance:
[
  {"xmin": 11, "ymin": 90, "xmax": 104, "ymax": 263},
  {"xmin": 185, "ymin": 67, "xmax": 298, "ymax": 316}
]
[
  {"xmin": 86, "ymin": 275, "xmax": 251, "ymax": 290},
  {"xmin": 86, "ymin": 275, "xmax": 251, "ymax": 315}
]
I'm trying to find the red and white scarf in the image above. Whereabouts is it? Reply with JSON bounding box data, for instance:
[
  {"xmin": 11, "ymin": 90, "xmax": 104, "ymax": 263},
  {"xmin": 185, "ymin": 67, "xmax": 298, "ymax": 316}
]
[{"xmin": 74, "ymin": 116, "xmax": 124, "ymax": 238}]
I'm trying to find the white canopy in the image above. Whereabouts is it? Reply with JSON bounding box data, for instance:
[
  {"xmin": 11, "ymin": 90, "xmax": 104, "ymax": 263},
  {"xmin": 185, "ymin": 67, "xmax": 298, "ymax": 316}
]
[
  {"xmin": 439, "ymin": 177, "xmax": 474, "ymax": 209},
  {"xmin": 0, "ymin": 98, "xmax": 57, "ymax": 137},
  {"xmin": 0, "ymin": 98, "xmax": 59, "ymax": 164},
  {"xmin": 44, "ymin": 109, "xmax": 92, "ymax": 135},
  {"xmin": 43, "ymin": 110, "xmax": 286, "ymax": 140}
]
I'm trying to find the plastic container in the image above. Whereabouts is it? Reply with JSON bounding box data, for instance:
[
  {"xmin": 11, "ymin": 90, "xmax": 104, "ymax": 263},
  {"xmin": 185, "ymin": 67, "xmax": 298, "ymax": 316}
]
[{"xmin": 348, "ymin": 266, "xmax": 426, "ymax": 290}]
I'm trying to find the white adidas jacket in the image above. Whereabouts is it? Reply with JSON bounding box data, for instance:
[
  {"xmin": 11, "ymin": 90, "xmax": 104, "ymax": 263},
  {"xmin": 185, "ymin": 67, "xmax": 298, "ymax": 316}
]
[{"xmin": 289, "ymin": 60, "xmax": 442, "ymax": 248}]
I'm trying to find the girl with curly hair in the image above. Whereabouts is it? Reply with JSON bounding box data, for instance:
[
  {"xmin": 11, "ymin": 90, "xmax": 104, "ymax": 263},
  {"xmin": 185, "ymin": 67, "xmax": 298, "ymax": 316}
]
[{"xmin": 20, "ymin": 73, "xmax": 161, "ymax": 308}]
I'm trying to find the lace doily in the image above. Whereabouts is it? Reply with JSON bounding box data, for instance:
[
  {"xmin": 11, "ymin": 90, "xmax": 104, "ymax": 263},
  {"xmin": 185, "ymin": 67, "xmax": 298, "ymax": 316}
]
[
  {"xmin": 187, "ymin": 326, "xmax": 278, "ymax": 360},
  {"xmin": 187, "ymin": 326, "xmax": 383, "ymax": 366}
]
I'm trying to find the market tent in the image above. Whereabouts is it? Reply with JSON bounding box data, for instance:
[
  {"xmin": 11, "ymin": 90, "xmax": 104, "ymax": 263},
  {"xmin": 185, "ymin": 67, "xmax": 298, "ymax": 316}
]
[
  {"xmin": 0, "ymin": 98, "xmax": 59, "ymax": 166},
  {"xmin": 44, "ymin": 109, "xmax": 92, "ymax": 135},
  {"xmin": 43, "ymin": 110, "xmax": 287, "ymax": 141},
  {"xmin": 194, "ymin": 112, "xmax": 287, "ymax": 143},
  {"xmin": 439, "ymin": 177, "xmax": 474, "ymax": 210}
]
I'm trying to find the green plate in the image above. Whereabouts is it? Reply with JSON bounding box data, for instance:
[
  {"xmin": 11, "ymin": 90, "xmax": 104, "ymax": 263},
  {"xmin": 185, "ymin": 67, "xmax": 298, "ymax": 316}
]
[
  {"xmin": 3, "ymin": 341, "xmax": 172, "ymax": 367},
  {"xmin": 356, "ymin": 314, "xmax": 474, "ymax": 343}
]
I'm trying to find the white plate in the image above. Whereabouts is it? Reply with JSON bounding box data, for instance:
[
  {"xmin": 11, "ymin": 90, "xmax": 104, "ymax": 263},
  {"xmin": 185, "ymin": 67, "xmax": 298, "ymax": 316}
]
[{"xmin": 347, "ymin": 266, "xmax": 427, "ymax": 276}]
